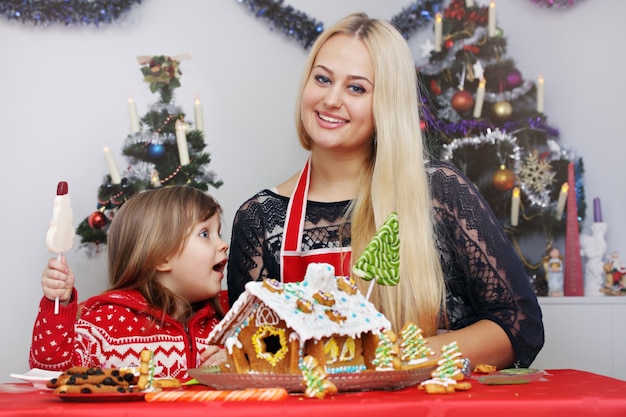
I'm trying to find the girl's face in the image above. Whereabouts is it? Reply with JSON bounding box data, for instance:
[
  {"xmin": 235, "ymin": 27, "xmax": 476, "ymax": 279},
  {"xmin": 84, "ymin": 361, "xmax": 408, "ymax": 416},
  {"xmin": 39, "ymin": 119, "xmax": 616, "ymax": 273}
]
[
  {"xmin": 156, "ymin": 213, "xmax": 228, "ymax": 304},
  {"xmin": 300, "ymin": 34, "xmax": 375, "ymax": 154}
]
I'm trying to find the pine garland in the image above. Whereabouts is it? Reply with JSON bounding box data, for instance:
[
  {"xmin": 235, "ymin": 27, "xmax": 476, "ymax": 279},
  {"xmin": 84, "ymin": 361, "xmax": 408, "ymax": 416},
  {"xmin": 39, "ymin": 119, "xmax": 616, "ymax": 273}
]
[{"xmin": 0, "ymin": 0, "xmax": 142, "ymax": 26}]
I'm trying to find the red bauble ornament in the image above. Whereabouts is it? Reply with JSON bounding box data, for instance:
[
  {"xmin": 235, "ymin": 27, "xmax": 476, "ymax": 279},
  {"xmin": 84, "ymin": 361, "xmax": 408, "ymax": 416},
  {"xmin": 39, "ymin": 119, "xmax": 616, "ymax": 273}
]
[
  {"xmin": 492, "ymin": 165, "xmax": 515, "ymax": 191},
  {"xmin": 451, "ymin": 90, "xmax": 474, "ymax": 113},
  {"xmin": 445, "ymin": 38, "xmax": 455, "ymax": 49},
  {"xmin": 88, "ymin": 211, "xmax": 108, "ymax": 230}
]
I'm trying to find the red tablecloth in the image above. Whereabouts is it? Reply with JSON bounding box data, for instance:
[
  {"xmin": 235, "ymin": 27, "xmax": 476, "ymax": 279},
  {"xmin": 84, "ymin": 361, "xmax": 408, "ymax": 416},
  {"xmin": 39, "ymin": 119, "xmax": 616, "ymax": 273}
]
[{"xmin": 1, "ymin": 369, "xmax": 625, "ymax": 417}]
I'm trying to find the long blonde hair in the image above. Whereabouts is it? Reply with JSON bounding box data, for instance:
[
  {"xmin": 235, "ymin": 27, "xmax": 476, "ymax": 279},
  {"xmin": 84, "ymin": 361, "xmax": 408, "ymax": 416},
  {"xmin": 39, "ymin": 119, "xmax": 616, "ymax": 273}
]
[
  {"xmin": 295, "ymin": 13, "xmax": 445, "ymax": 335},
  {"xmin": 106, "ymin": 186, "xmax": 224, "ymax": 323}
]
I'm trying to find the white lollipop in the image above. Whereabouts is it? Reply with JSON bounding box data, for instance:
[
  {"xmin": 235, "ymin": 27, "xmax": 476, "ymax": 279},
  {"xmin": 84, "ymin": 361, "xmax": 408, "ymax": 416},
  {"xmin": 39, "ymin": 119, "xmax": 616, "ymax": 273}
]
[{"xmin": 46, "ymin": 181, "xmax": 75, "ymax": 314}]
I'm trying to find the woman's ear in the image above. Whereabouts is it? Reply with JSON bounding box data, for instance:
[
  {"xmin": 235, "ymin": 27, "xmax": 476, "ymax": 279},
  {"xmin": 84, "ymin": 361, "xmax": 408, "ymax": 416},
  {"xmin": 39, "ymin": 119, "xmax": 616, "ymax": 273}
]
[{"xmin": 156, "ymin": 259, "xmax": 172, "ymax": 272}]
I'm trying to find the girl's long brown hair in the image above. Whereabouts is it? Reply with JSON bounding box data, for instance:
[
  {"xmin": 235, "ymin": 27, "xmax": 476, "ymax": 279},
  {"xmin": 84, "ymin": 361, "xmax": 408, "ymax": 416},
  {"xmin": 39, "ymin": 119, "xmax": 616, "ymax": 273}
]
[{"xmin": 106, "ymin": 186, "xmax": 224, "ymax": 323}]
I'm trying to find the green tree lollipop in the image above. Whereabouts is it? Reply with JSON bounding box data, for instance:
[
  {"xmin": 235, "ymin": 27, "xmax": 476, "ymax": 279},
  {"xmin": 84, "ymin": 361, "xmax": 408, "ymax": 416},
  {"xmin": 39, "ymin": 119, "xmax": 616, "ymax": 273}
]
[{"xmin": 352, "ymin": 212, "xmax": 400, "ymax": 299}]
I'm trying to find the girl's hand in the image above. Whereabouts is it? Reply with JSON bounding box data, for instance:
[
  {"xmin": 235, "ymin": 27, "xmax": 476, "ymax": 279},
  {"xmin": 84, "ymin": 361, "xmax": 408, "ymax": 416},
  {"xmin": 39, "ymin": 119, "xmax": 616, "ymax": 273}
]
[
  {"xmin": 199, "ymin": 345, "xmax": 226, "ymax": 367},
  {"xmin": 41, "ymin": 255, "xmax": 75, "ymax": 305}
]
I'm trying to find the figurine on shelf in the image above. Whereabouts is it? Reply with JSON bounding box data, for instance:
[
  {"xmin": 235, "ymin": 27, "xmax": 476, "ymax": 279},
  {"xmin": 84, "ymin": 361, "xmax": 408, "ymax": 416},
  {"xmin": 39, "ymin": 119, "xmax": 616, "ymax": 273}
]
[
  {"xmin": 602, "ymin": 251, "xmax": 626, "ymax": 295},
  {"xmin": 580, "ymin": 222, "xmax": 608, "ymax": 296},
  {"xmin": 544, "ymin": 247, "xmax": 564, "ymax": 297}
]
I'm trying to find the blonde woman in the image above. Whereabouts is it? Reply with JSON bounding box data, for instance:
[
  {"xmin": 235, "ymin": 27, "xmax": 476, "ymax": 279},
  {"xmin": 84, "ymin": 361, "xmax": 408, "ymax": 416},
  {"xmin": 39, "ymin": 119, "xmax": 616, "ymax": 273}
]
[{"xmin": 227, "ymin": 13, "xmax": 543, "ymax": 369}]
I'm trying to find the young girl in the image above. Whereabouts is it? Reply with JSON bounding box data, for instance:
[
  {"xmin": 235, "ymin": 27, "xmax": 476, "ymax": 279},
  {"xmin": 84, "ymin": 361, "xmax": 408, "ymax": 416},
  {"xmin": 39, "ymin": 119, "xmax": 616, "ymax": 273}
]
[{"xmin": 30, "ymin": 185, "xmax": 228, "ymax": 381}]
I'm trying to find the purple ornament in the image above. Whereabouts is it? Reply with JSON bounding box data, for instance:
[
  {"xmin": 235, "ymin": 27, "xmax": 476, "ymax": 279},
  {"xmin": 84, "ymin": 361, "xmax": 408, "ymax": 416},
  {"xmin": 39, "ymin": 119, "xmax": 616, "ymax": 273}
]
[{"xmin": 505, "ymin": 69, "xmax": 523, "ymax": 89}]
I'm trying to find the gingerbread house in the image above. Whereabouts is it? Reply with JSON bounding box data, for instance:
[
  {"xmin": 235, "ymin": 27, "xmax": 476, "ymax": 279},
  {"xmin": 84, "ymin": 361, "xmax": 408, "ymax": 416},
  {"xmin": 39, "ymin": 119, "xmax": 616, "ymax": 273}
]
[{"xmin": 208, "ymin": 263, "xmax": 391, "ymax": 374}]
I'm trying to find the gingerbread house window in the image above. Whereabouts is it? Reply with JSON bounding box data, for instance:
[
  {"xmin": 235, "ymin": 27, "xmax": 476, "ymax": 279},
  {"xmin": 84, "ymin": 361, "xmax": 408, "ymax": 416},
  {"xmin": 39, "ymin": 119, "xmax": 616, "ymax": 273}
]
[
  {"xmin": 324, "ymin": 338, "xmax": 339, "ymax": 364},
  {"xmin": 252, "ymin": 325, "xmax": 288, "ymax": 366}
]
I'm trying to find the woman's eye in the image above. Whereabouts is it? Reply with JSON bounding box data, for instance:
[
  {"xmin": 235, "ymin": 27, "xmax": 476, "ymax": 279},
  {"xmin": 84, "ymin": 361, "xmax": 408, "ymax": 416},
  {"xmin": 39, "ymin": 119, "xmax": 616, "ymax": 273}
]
[
  {"xmin": 314, "ymin": 74, "xmax": 330, "ymax": 84},
  {"xmin": 348, "ymin": 84, "xmax": 366, "ymax": 94}
]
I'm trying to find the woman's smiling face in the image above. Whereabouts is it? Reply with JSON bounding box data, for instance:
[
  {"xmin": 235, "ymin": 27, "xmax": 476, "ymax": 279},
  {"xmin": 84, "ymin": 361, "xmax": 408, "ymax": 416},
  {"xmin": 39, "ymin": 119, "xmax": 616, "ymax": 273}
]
[{"xmin": 300, "ymin": 34, "xmax": 375, "ymax": 154}]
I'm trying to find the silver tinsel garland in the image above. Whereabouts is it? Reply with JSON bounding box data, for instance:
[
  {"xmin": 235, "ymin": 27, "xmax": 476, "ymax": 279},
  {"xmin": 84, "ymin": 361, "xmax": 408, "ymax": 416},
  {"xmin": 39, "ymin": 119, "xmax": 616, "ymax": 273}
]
[{"xmin": 0, "ymin": 0, "xmax": 142, "ymax": 26}]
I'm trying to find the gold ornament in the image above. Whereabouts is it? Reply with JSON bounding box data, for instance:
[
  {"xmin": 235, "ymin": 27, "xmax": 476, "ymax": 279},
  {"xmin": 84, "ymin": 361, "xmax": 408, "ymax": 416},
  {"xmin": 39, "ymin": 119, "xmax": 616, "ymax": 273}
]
[
  {"xmin": 493, "ymin": 101, "xmax": 513, "ymax": 119},
  {"xmin": 492, "ymin": 165, "xmax": 515, "ymax": 191}
]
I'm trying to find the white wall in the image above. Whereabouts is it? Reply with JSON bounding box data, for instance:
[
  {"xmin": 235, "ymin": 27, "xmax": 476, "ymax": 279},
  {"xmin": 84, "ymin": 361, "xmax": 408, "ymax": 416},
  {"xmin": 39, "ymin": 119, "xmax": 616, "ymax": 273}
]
[{"xmin": 1, "ymin": 1, "xmax": 623, "ymax": 382}]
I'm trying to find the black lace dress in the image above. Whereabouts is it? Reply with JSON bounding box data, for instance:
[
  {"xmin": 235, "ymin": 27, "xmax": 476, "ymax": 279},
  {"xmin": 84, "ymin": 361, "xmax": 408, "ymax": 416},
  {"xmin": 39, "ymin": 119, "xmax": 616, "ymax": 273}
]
[{"xmin": 226, "ymin": 160, "xmax": 544, "ymax": 367}]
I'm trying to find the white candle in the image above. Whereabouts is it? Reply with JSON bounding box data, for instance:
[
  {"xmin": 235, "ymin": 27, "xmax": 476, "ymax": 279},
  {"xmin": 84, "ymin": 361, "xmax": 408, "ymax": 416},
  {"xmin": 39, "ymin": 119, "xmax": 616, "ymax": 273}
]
[
  {"xmin": 488, "ymin": 2, "xmax": 496, "ymax": 37},
  {"xmin": 473, "ymin": 78, "xmax": 486, "ymax": 118},
  {"xmin": 466, "ymin": 0, "xmax": 474, "ymax": 6},
  {"xmin": 536, "ymin": 75, "xmax": 545, "ymax": 113},
  {"xmin": 555, "ymin": 182, "xmax": 569, "ymax": 219},
  {"xmin": 103, "ymin": 146, "xmax": 122, "ymax": 184},
  {"xmin": 127, "ymin": 97, "xmax": 140, "ymax": 134},
  {"xmin": 434, "ymin": 13, "xmax": 443, "ymax": 52},
  {"xmin": 510, "ymin": 187, "xmax": 520, "ymax": 227},
  {"xmin": 175, "ymin": 120, "xmax": 190, "ymax": 166},
  {"xmin": 194, "ymin": 96, "xmax": 204, "ymax": 132}
]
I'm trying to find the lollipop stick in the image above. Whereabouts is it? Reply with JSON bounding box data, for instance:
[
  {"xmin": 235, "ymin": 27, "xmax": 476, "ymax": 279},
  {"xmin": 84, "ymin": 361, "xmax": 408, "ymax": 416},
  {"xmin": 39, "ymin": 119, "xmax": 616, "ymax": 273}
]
[
  {"xmin": 54, "ymin": 253, "xmax": 62, "ymax": 315},
  {"xmin": 365, "ymin": 279, "xmax": 376, "ymax": 301}
]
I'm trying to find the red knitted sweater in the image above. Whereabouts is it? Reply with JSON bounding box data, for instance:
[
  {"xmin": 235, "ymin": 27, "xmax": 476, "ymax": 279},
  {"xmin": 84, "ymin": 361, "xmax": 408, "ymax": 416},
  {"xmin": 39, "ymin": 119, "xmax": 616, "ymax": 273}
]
[{"xmin": 29, "ymin": 289, "xmax": 220, "ymax": 381}]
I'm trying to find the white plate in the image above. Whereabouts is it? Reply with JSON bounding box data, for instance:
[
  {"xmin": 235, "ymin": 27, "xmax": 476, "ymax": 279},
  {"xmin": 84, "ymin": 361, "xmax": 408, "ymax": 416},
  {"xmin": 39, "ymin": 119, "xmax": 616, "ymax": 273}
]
[{"xmin": 10, "ymin": 369, "xmax": 62, "ymax": 389}]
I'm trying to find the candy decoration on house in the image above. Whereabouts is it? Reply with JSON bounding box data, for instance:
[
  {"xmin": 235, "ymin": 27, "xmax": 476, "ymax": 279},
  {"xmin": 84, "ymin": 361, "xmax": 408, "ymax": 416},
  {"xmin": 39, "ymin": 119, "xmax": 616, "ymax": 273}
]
[
  {"xmin": 353, "ymin": 212, "xmax": 401, "ymax": 300},
  {"xmin": 76, "ymin": 55, "xmax": 222, "ymax": 254},
  {"xmin": 418, "ymin": 0, "xmax": 585, "ymax": 293}
]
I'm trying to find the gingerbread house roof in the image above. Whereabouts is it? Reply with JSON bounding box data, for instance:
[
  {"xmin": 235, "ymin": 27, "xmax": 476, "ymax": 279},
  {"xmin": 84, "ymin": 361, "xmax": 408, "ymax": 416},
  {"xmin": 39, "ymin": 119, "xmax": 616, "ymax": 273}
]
[{"xmin": 208, "ymin": 263, "xmax": 391, "ymax": 346}]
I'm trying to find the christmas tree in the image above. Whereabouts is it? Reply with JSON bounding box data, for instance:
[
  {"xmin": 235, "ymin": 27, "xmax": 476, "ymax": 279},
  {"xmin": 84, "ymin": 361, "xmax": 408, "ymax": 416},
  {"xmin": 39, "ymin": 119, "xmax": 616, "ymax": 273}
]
[
  {"xmin": 417, "ymin": 0, "xmax": 585, "ymax": 293},
  {"xmin": 76, "ymin": 54, "xmax": 222, "ymax": 253}
]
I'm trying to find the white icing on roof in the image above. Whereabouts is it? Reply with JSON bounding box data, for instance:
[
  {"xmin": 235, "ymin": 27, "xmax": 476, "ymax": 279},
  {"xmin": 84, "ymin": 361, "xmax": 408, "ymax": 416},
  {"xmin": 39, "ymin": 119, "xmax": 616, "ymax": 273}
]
[{"xmin": 208, "ymin": 263, "xmax": 391, "ymax": 345}]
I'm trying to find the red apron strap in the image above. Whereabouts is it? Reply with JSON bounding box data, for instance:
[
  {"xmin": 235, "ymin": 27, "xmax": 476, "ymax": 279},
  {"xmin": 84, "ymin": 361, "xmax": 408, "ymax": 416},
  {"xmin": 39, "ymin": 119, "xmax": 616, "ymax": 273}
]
[
  {"xmin": 279, "ymin": 157, "xmax": 352, "ymax": 282},
  {"xmin": 280, "ymin": 157, "xmax": 311, "ymax": 279}
]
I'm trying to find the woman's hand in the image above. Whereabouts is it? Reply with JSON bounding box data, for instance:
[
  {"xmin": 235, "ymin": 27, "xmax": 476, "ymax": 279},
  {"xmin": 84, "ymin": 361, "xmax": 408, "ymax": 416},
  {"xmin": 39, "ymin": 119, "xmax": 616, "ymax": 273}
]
[
  {"xmin": 199, "ymin": 345, "xmax": 227, "ymax": 367},
  {"xmin": 41, "ymin": 255, "xmax": 75, "ymax": 305}
]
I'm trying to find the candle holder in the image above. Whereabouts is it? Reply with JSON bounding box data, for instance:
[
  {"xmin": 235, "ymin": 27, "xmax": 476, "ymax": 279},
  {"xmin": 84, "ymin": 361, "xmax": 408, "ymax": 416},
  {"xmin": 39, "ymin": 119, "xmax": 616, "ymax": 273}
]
[{"xmin": 580, "ymin": 222, "xmax": 608, "ymax": 296}]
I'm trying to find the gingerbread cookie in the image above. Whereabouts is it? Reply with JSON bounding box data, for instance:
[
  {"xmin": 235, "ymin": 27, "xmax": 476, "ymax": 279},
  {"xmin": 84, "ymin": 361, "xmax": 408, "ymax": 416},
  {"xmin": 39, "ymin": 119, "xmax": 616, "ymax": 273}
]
[
  {"xmin": 473, "ymin": 363, "xmax": 497, "ymax": 374},
  {"xmin": 296, "ymin": 298, "xmax": 314, "ymax": 313},
  {"xmin": 313, "ymin": 291, "xmax": 335, "ymax": 306},
  {"xmin": 419, "ymin": 377, "xmax": 472, "ymax": 394},
  {"xmin": 325, "ymin": 309, "xmax": 347, "ymax": 323},
  {"xmin": 47, "ymin": 368, "xmax": 136, "ymax": 388},
  {"xmin": 54, "ymin": 383, "xmax": 135, "ymax": 395},
  {"xmin": 336, "ymin": 275, "xmax": 358, "ymax": 295},
  {"xmin": 263, "ymin": 278, "xmax": 284, "ymax": 293}
]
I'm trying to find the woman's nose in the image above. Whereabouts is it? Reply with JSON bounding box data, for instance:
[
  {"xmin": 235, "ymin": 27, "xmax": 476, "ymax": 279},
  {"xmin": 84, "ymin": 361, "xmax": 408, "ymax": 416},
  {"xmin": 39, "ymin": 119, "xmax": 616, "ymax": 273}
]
[{"xmin": 323, "ymin": 86, "xmax": 342, "ymax": 108}]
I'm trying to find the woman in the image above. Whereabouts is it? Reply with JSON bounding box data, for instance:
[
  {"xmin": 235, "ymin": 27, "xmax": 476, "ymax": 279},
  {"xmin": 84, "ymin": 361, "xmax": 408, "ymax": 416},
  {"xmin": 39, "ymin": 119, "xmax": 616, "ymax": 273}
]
[{"xmin": 227, "ymin": 13, "xmax": 543, "ymax": 369}]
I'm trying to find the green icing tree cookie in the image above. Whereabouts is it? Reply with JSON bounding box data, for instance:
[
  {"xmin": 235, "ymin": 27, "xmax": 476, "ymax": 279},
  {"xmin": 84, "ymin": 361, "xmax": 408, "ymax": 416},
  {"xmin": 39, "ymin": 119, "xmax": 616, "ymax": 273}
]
[{"xmin": 353, "ymin": 212, "xmax": 400, "ymax": 286}]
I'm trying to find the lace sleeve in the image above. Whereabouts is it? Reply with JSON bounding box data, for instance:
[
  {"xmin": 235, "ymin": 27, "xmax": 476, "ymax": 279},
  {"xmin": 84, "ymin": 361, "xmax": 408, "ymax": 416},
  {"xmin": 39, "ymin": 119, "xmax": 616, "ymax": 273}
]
[
  {"xmin": 430, "ymin": 161, "xmax": 544, "ymax": 367},
  {"xmin": 226, "ymin": 191, "xmax": 284, "ymax": 306}
]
